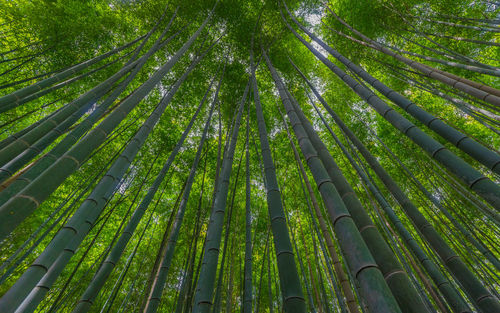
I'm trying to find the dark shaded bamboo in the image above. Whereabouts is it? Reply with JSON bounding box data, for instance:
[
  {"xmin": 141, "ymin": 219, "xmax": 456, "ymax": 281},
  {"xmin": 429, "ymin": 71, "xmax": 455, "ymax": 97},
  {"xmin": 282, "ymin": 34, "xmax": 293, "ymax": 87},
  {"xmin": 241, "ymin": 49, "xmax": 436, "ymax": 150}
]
[
  {"xmin": 277, "ymin": 104, "xmax": 356, "ymax": 313},
  {"xmin": 216, "ymin": 191, "xmax": 242, "ymax": 313},
  {"xmin": 255, "ymin": 229, "xmax": 270, "ymax": 313},
  {"xmin": 353, "ymin": 104, "xmax": 500, "ymax": 271},
  {"xmin": 433, "ymin": 13, "xmax": 500, "ymax": 25},
  {"xmin": 192, "ymin": 77, "xmax": 249, "ymax": 313},
  {"xmin": 144, "ymin": 93, "xmax": 217, "ymax": 313},
  {"xmin": 140, "ymin": 178, "xmax": 187, "ymax": 313},
  {"xmin": 253, "ymin": 49, "xmax": 306, "ymax": 313},
  {"xmin": 263, "ymin": 49, "xmax": 401, "ymax": 313},
  {"xmin": 212, "ymin": 161, "xmax": 239, "ymax": 313},
  {"xmin": 382, "ymin": 3, "xmax": 495, "ymax": 70},
  {"xmin": 287, "ymin": 87, "xmax": 430, "ymax": 313},
  {"xmin": 303, "ymin": 83, "xmax": 472, "ymax": 312},
  {"xmin": 0, "ymin": 104, "xmax": 64, "ymax": 151},
  {"xmin": 243, "ymin": 100, "xmax": 252, "ymax": 313}
]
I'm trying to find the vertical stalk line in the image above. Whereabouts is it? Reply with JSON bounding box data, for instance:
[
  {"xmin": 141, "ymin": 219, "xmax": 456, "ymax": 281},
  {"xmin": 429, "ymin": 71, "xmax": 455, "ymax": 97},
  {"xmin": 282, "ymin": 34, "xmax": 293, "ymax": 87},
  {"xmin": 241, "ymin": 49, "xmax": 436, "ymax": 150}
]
[
  {"xmin": 143, "ymin": 60, "xmax": 224, "ymax": 313},
  {"xmin": 141, "ymin": 177, "xmax": 188, "ymax": 312},
  {"xmin": 282, "ymin": 195, "xmax": 316, "ymax": 313},
  {"xmin": 174, "ymin": 157, "xmax": 208, "ymax": 313},
  {"xmin": 287, "ymin": 83, "xmax": 430, "ymax": 313},
  {"xmin": 212, "ymin": 134, "xmax": 244, "ymax": 313},
  {"xmin": 297, "ymin": 216, "xmax": 322, "ymax": 313},
  {"xmin": 277, "ymin": 104, "xmax": 355, "ymax": 313},
  {"xmin": 267, "ymin": 230, "xmax": 274, "ymax": 313},
  {"xmin": 263, "ymin": 49, "xmax": 401, "ymax": 313},
  {"xmin": 253, "ymin": 48, "xmax": 306, "ymax": 312},
  {"xmin": 74, "ymin": 65, "xmax": 220, "ymax": 313},
  {"xmin": 255, "ymin": 229, "xmax": 269, "ymax": 313},
  {"xmin": 192, "ymin": 72, "xmax": 249, "ymax": 312},
  {"xmin": 243, "ymin": 99, "xmax": 253, "ymax": 313}
]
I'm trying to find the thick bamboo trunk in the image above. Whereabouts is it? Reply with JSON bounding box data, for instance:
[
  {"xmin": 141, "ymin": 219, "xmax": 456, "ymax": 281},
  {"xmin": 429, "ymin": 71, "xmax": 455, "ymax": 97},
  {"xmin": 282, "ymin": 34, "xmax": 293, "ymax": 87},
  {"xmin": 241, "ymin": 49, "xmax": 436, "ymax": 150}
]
[
  {"xmin": 141, "ymin": 90, "xmax": 218, "ymax": 313},
  {"xmin": 192, "ymin": 76, "xmax": 248, "ymax": 313},
  {"xmin": 264, "ymin": 49, "xmax": 401, "ymax": 313},
  {"xmin": 279, "ymin": 105, "xmax": 359, "ymax": 313},
  {"xmin": 243, "ymin": 100, "xmax": 253, "ymax": 313}
]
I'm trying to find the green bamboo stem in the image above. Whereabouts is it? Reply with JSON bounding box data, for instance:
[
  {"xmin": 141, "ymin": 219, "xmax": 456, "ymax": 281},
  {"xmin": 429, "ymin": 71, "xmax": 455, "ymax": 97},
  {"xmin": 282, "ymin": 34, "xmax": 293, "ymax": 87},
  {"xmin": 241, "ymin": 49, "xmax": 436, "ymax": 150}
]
[
  {"xmin": 263, "ymin": 49, "xmax": 401, "ymax": 313},
  {"xmin": 143, "ymin": 64, "xmax": 223, "ymax": 313},
  {"xmin": 74, "ymin": 71, "xmax": 217, "ymax": 313},
  {"xmin": 243, "ymin": 100, "xmax": 253, "ymax": 313},
  {"xmin": 0, "ymin": 47, "xmax": 135, "ymax": 114},
  {"xmin": 277, "ymin": 104, "xmax": 354, "ymax": 313},
  {"xmin": 0, "ymin": 10, "xmax": 181, "ymax": 173},
  {"xmin": 287, "ymin": 86, "xmax": 430, "ymax": 313},
  {"xmin": 304, "ymin": 84, "xmax": 471, "ymax": 312},
  {"xmin": 0, "ymin": 15, "xmax": 214, "ymax": 243},
  {"xmin": 212, "ymin": 147, "xmax": 241, "ymax": 313},
  {"xmin": 192, "ymin": 78, "xmax": 249, "ymax": 313},
  {"xmin": 0, "ymin": 20, "xmax": 178, "ymax": 236},
  {"xmin": 351, "ymin": 101, "xmax": 500, "ymax": 271},
  {"xmin": 253, "ymin": 50, "xmax": 306, "ymax": 312},
  {"xmin": 0, "ymin": 58, "xmax": 138, "ymax": 168}
]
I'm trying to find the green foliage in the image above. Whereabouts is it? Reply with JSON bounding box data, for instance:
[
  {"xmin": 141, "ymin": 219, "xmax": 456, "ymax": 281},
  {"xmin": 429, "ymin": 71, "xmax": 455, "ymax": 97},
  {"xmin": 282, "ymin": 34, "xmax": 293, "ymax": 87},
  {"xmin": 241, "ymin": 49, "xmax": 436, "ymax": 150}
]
[{"xmin": 0, "ymin": 0, "xmax": 498, "ymax": 312}]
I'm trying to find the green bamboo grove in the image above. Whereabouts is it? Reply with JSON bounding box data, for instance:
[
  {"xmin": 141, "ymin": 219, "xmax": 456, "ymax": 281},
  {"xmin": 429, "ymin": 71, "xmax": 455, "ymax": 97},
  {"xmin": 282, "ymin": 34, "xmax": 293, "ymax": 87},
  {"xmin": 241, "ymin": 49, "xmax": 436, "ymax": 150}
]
[{"xmin": 0, "ymin": 0, "xmax": 498, "ymax": 312}]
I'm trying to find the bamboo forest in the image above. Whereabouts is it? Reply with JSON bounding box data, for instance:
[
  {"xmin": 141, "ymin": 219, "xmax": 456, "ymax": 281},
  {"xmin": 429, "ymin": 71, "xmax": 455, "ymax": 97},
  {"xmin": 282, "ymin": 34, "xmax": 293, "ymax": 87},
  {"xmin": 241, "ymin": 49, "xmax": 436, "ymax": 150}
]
[{"xmin": 0, "ymin": 0, "xmax": 499, "ymax": 312}]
